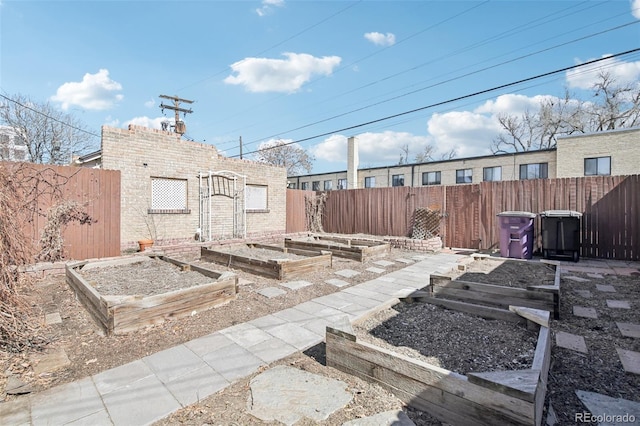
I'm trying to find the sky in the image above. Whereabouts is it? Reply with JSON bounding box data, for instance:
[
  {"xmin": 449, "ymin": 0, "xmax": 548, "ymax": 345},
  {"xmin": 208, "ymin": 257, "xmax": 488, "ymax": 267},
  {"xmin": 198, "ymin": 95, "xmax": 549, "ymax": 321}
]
[{"xmin": 1, "ymin": 0, "xmax": 639, "ymax": 175}]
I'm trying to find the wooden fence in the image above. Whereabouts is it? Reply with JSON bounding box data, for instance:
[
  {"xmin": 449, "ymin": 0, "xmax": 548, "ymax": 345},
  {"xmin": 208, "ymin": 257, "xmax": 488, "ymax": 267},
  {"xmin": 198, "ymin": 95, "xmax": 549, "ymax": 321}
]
[
  {"xmin": 286, "ymin": 189, "xmax": 315, "ymax": 233},
  {"xmin": 5, "ymin": 162, "xmax": 121, "ymax": 261},
  {"xmin": 288, "ymin": 175, "xmax": 639, "ymax": 261}
]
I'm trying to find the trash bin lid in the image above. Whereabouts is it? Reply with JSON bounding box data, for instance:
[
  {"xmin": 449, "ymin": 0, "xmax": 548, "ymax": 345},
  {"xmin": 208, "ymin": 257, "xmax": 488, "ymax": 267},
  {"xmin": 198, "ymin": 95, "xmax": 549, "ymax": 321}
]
[
  {"xmin": 539, "ymin": 210, "xmax": 582, "ymax": 218},
  {"xmin": 497, "ymin": 211, "xmax": 536, "ymax": 218}
]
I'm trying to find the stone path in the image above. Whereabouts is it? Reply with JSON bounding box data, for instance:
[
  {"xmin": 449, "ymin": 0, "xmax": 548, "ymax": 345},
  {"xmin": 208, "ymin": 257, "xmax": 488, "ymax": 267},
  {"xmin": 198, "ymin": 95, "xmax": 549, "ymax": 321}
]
[{"xmin": 0, "ymin": 252, "xmax": 464, "ymax": 426}]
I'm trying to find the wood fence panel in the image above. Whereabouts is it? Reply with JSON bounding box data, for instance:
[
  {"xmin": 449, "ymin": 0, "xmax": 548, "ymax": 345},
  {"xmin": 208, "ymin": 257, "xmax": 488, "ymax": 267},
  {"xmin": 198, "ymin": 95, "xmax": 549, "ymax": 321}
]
[
  {"xmin": 5, "ymin": 162, "xmax": 121, "ymax": 261},
  {"xmin": 314, "ymin": 174, "xmax": 639, "ymax": 261},
  {"xmin": 285, "ymin": 189, "xmax": 314, "ymax": 233}
]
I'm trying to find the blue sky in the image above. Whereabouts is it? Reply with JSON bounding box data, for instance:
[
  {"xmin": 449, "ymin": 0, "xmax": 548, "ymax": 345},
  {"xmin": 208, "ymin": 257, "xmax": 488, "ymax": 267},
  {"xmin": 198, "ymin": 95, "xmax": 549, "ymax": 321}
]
[{"xmin": 1, "ymin": 0, "xmax": 639, "ymax": 174}]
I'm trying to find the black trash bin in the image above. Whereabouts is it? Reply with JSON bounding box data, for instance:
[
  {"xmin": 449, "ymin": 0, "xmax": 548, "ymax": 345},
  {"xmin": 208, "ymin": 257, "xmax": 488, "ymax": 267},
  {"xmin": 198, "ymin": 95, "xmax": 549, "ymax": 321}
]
[
  {"xmin": 540, "ymin": 210, "xmax": 582, "ymax": 262},
  {"xmin": 497, "ymin": 211, "xmax": 536, "ymax": 259}
]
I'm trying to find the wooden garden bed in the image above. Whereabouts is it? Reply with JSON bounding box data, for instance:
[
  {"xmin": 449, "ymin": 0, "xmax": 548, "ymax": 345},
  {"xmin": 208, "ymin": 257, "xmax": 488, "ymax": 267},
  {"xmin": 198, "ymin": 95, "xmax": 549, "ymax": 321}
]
[
  {"xmin": 284, "ymin": 235, "xmax": 390, "ymax": 262},
  {"xmin": 326, "ymin": 303, "xmax": 551, "ymax": 426},
  {"xmin": 428, "ymin": 256, "xmax": 560, "ymax": 319},
  {"xmin": 65, "ymin": 255, "xmax": 237, "ymax": 335},
  {"xmin": 200, "ymin": 243, "xmax": 332, "ymax": 280}
]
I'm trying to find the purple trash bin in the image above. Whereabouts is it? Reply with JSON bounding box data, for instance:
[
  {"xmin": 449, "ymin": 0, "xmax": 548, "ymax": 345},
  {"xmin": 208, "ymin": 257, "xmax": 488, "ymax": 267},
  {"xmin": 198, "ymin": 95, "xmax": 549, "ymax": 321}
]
[{"xmin": 497, "ymin": 211, "xmax": 536, "ymax": 259}]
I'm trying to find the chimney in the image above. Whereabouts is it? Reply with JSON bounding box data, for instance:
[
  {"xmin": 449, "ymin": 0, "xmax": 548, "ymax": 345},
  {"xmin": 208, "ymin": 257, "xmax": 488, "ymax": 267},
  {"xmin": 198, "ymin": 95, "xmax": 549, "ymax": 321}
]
[{"xmin": 347, "ymin": 136, "xmax": 358, "ymax": 189}]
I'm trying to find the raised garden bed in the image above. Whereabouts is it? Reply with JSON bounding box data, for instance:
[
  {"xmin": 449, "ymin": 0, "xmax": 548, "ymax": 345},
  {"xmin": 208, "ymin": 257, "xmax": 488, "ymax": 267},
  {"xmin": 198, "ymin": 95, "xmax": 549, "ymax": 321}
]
[
  {"xmin": 284, "ymin": 235, "xmax": 390, "ymax": 262},
  {"xmin": 200, "ymin": 242, "xmax": 332, "ymax": 280},
  {"xmin": 326, "ymin": 300, "xmax": 551, "ymax": 426},
  {"xmin": 65, "ymin": 255, "xmax": 237, "ymax": 335},
  {"xmin": 428, "ymin": 255, "xmax": 560, "ymax": 319}
]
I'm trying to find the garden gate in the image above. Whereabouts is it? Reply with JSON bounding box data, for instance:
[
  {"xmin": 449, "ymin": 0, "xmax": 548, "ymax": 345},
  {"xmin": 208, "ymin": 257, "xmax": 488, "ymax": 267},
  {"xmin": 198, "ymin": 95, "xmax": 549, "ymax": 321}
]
[{"xmin": 198, "ymin": 170, "xmax": 246, "ymax": 241}]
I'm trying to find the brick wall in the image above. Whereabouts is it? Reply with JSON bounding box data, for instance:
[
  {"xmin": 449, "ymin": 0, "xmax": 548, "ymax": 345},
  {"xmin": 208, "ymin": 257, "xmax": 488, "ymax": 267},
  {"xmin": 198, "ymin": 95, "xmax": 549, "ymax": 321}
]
[
  {"xmin": 101, "ymin": 125, "xmax": 286, "ymax": 249},
  {"xmin": 556, "ymin": 127, "xmax": 640, "ymax": 178}
]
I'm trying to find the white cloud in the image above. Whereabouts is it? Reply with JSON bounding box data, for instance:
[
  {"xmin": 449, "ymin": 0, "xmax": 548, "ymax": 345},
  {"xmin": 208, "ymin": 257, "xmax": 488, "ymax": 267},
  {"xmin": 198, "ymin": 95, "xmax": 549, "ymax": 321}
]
[
  {"xmin": 256, "ymin": 0, "xmax": 284, "ymax": 17},
  {"xmin": 364, "ymin": 32, "xmax": 396, "ymax": 47},
  {"xmin": 426, "ymin": 111, "xmax": 498, "ymax": 158},
  {"xmin": 224, "ymin": 52, "xmax": 341, "ymax": 93},
  {"xmin": 144, "ymin": 98, "xmax": 155, "ymax": 108},
  {"xmin": 566, "ymin": 55, "xmax": 640, "ymax": 89},
  {"xmin": 475, "ymin": 93, "xmax": 558, "ymax": 116},
  {"xmin": 123, "ymin": 116, "xmax": 170, "ymax": 130},
  {"xmin": 311, "ymin": 131, "xmax": 434, "ymax": 166},
  {"xmin": 633, "ymin": 0, "xmax": 640, "ymax": 19},
  {"xmin": 50, "ymin": 69, "xmax": 123, "ymax": 110}
]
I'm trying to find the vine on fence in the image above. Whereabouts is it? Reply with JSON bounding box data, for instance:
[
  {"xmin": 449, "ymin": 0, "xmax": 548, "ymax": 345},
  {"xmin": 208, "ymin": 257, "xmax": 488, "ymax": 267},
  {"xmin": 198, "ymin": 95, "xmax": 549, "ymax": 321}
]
[{"xmin": 305, "ymin": 192, "xmax": 327, "ymax": 233}]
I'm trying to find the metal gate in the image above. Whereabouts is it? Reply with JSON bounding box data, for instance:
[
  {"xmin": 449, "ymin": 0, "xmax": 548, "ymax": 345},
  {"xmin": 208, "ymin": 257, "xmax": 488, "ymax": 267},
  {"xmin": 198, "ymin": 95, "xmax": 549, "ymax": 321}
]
[{"xmin": 198, "ymin": 171, "xmax": 246, "ymax": 241}]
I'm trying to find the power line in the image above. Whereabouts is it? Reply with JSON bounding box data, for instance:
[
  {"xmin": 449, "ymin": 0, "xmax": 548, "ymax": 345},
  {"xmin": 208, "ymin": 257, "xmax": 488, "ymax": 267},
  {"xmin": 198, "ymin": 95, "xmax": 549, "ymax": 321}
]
[
  {"xmin": 0, "ymin": 93, "xmax": 101, "ymax": 138},
  {"xmin": 232, "ymin": 48, "xmax": 640, "ymax": 158},
  {"xmin": 238, "ymin": 19, "xmax": 640, "ymax": 150}
]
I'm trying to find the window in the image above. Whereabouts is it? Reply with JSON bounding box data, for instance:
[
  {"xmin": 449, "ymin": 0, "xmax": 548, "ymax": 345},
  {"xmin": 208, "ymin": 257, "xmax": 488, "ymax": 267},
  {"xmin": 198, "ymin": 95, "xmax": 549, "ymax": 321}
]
[
  {"xmin": 584, "ymin": 157, "xmax": 611, "ymax": 176},
  {"xmin": 519, "ymin": 163, "xmax": 548, "ymax": 180},
  {"xmin": 323, "ymin": 180, "xmax": 333, "ymax": 191},
  {"xmin": 301, "ymin": 182, "xmax": 308, "ymax": 190},
  {"xmin": 392, "ymin": 174, "xmax": 404, "ymax": 187},
  {"xmin": 287, "ymin": 182, "xmax": 297, "ymax": 189},
  {"xmin": 337, "ymin": 178, "xmax": 347, "ymax": 190},
  {"xmin": 456, "ymin": 168, "xmax": 473, "ymax": 184},
  {"xmin": 150, "ymin": 178, "xmax": 189, "ymax": 213},
  {"xmin": 483, "ymin": 166, "xmax": 502, "ymax": 182},
  {"xmin": 364, "ymin": 176, "xmax": 376, "ymax": 188},
  {"xmin": 246, "ymin": 185, "xmax": 268, "ymax": 211},
  {"xmin": 422, "ymin": 171, "xmax": 441, "ymax": 186},
  {"xmin": 312, "ymin": 181, "xmax": 320, "ymax": 191}
]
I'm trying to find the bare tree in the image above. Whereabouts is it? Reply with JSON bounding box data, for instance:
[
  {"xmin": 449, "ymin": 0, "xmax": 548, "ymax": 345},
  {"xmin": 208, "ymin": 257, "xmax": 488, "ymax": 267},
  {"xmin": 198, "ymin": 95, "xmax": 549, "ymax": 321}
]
[
  {"xmin": 414, "ymin": 145, "xmax": 457, "ymax": 163},
  {"xmin": 397, "ymin": 143, "xmax": 410, "ymax": 165},
  {"xmin": 254, "ymin": 139, "xmax": 314, "ymax": 176},
  {"xmin": 0, "ymin": 93, "xmax": 97, "ymax": 164},
  {"xmin": 491, "ymin": 73, "xmax": 640, "ymax": 153}
]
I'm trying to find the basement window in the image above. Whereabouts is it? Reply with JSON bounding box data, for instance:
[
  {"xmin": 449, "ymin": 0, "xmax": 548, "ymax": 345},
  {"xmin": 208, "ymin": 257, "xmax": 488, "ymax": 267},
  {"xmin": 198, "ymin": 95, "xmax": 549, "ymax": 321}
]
[{"xmin": 149, "ymin": 178, "xmax": 190, "ymax": 214}]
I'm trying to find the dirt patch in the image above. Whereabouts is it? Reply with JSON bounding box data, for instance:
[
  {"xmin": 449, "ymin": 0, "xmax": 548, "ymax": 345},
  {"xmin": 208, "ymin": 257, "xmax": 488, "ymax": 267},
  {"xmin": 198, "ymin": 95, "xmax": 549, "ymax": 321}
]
[
  {"xmin": 80, "ymin": 257, "xmax": 215, "ymax": 296},
  {"xmin": 451, "ymin": 257, "xmax": 556, "ymax": 288},
  {"xmin": 354, "ymin": 302, "xmax": 537, "ymax": 375},
  {"xmin": 212, "ymin": 244, "xmax": 306, "ymax": 261}
]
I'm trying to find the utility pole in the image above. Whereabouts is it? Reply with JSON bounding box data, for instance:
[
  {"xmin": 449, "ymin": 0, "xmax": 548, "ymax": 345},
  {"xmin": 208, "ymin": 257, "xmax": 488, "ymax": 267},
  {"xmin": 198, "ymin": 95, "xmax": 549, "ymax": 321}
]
[
  {"xmin": 239, "ymin": 136, "xmax": 243, "ymax": 159},
  {"xmin": 159, "ymin": 94, "xmax": 193, "ymax": 135}
]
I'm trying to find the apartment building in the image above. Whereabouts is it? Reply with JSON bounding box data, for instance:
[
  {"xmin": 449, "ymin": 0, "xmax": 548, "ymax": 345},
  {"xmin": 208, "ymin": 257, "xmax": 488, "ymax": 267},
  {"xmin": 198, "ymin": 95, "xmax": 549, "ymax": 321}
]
[{"xmin": 288, "ymin": 127, "xmax": 640, "ymax": 190}]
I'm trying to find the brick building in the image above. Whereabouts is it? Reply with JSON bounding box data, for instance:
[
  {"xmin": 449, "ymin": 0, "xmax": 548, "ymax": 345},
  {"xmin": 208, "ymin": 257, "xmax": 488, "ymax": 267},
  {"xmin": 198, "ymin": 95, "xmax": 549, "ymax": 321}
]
[
  {"xmin": 289, "ymin": 127, "xmax": 640, "ymax": 190},
  {"xmin": 99, "ymin": 125, "xmax": 286, "ymax": 249}
]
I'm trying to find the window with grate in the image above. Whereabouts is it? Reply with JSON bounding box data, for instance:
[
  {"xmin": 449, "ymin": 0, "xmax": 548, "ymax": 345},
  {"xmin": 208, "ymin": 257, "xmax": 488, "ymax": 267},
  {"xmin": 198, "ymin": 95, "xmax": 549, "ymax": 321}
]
[
  {"xmin": 150, "ymin": 178, "xmax": 189, "ymax": 213},
  {"xmin": 246, "ymin": 185, "xmax": 268, "ymax": 211}
]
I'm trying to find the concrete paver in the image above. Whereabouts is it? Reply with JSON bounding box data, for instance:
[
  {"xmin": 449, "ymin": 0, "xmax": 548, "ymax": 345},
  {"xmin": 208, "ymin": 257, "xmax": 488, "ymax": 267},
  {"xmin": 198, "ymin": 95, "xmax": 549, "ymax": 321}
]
[
  {"xmin": 44, "ymin": 312, "xmax": 62, "ymax": 325},
  {"xmin": 573, "ymin": 306, "xmax": 598, "ymax": 319},
  {"xmin": 246, "ymin": 336, "xmax": 298, "ymax": 364},
  {"xmin": 366, "ymin": 267, "xmax": 386, "ymax": 274},
  {"xmin": 201, "ymin": 343, "xmax": 265, "ymax": 382},
  {"xmin": 575, "ymin": 390, "xmax": 640, "ymax": 426},
  {"xmin": 280, "ymin": 280, "xmax": 313, "ymax": 290},
  {"xmin": 606, "ymin": 300, "xmax": 631, "ymax": 309},
  {"xmin": 257, "ymin": 286, "xmax": 286, "ymax": 298},
  {"xmin": 564, "ymin": 276, "xmax": 591, "ymax": 283},
  {"xmin": 163, "ymin": 364, "xmax": 228, "ymax": 406},
  {"xmin": 272, "ymin": 306, "xmax": 317, "ymax": 325},
  {"xmin": 30, "ymin": 348, "xmax": 70, "ymax": 375},
  {"xmin": 100, "ymin": 374, "xmax": 180, "ymax": 425},
  {"xmin": 595, "ymin": 284, "xmax": 616, "ymax": 293},
  {"xmin": 574, "ymin": 289, "xmax": 592, "ymax": 298},
  {"xmin": 184, "ymin": 332, "xmax": 235, "ymax": 358},
  {"xmin": 373, "ymin": 260, "xmax": 395, "ymax": 267},
  {"xmin": 394, "ymin": 258, "xmax": 414, "ymax": 264},
  {"xmin": 219, "ymin": 323, "xmax": 273, "ymax": 348},
  {"xmin": 325, "ymin": 278, "xmax": 350, "ymax": 287},
  {"xmin": 93, "ymin": 359, "xmax": 153, "ymax": 395},
  {"xmin": 616, "ymin": 348, "xmax": 640, "ymax": 375},
  {"xmin": 555, "ymin": 331, "xmax": 588, "ymax": 353},
  {"xmin": 265, "ymin": 322, "xmax": 323, "ymax": 350},
  {"xmin": 617, "ymin": 322, "xmax": 640, "ymax": 338},
  {"xmin": 30, "ymin": 377, "xmax": 104, "ymax": 426},
  {"xmin": 143, "ymin": 344, "xmax": 207, "ymax": 384},
  {"xmin": 343, "ymin": 410, "xmax": 416, "ymax": 426},
  {"xmin": 335, "ymin": 269, "xmax": 360, "ymax": 278}
]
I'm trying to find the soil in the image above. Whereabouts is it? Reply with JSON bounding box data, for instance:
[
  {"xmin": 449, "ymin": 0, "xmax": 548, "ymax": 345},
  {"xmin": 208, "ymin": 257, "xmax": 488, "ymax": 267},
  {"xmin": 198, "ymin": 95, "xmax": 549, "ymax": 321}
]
[{"xmin": 1, "ymin": 250, "xmax": 639, "ymax": 426}]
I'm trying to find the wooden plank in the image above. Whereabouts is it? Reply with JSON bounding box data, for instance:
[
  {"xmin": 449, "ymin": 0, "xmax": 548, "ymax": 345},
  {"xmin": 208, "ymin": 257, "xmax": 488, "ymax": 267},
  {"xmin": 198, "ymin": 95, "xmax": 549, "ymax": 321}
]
[
  {"xmin": 532, "ymin": 326, "xmax": 551, "ymax": 426},
  {"xmin": 467, "ymin": 370, "xmax": 539, "ymax": 402},
  {"xmin": 432, "ymin": 287, "xmax": 554, "ymax": 311},
  {"xmin": 326, "ymin": 330, "xmax": 534, "ymax": 425},
  {"xmin": 433, "ymin": 280, "xmax": 554, "ymax": 301},
  {"xmin": 111, "ymin": 279, "xmax": 237, "ymax": 333},
  {"xmin": 406, "ymin": 295, "xmax": 526, "ymax": 324},
  {"xmin": 65, "ymin": 265, "xmax": 111, "ymax": 334},
  {"xmin": 509, "ymin": 306, "xmax": 550, "ymax": 328}
]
